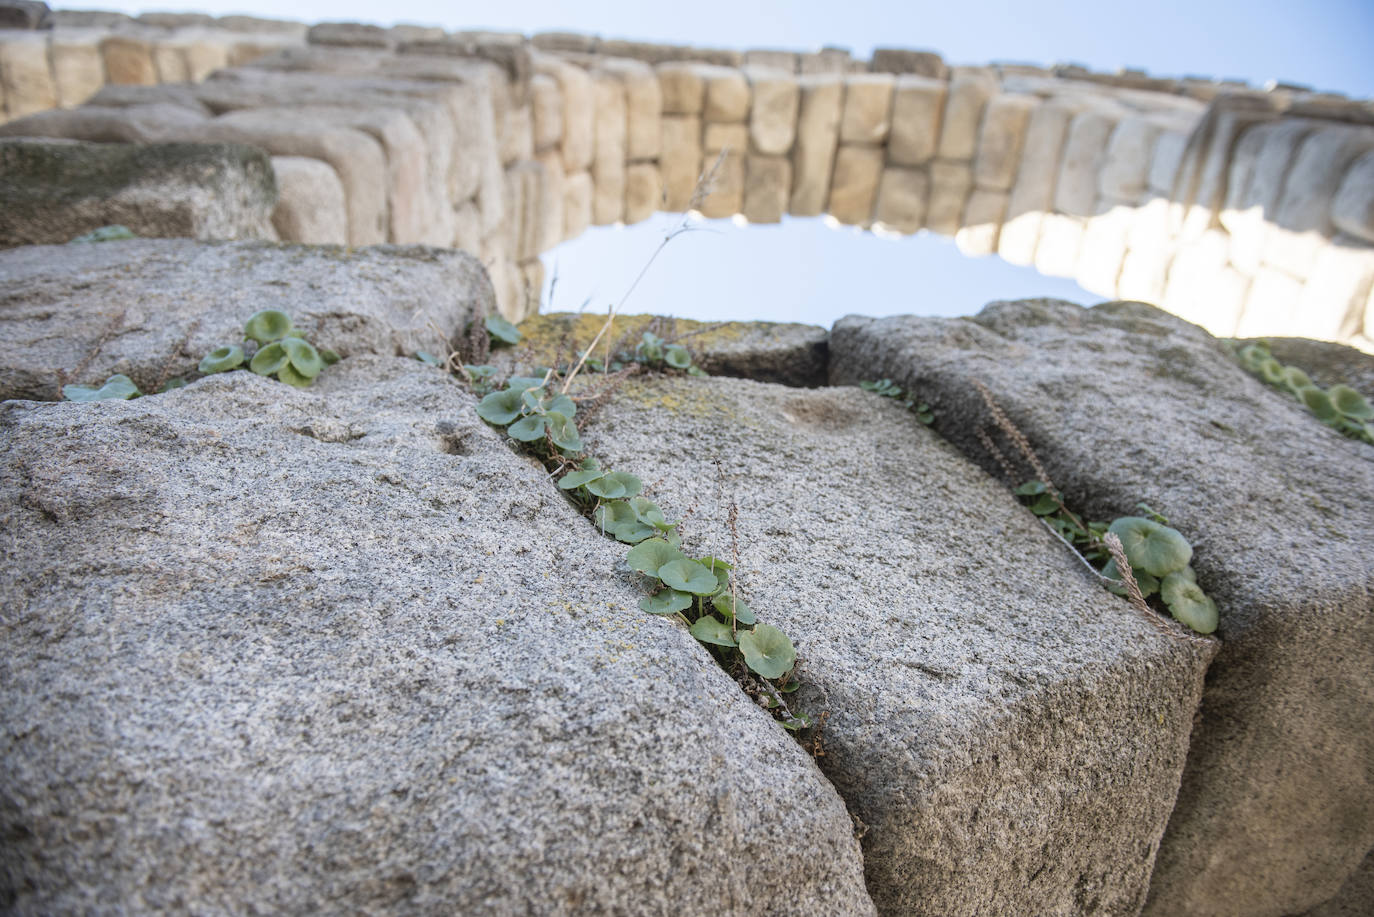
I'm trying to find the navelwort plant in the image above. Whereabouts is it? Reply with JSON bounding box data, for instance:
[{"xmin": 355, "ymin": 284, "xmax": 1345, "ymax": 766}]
[
  {"xmin": 62, "ymin": 309, "xmax": 338, "ymax": 401},
  {"xmin": 860, "ymin": 378, "xmax": 933, "ymax": 425},
  {"xmin": 969, "ymin": 379, "xmax": 1218, "ymax": 636},
  {"xmin": 1231, "ymin": 340, "xmax": 1374, "ymax": 445}
]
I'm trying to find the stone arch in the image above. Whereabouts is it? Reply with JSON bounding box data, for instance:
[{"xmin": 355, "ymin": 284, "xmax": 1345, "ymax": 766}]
[{"xmin": 1, "ymin": 16, "xmax": 1372, "ymax": 346}]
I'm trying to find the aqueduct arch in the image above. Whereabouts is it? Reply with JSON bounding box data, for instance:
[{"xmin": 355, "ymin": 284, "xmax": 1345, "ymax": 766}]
[{"xmin": 2, "ymin": 12, "xmax": 1373, "ymax": 349}]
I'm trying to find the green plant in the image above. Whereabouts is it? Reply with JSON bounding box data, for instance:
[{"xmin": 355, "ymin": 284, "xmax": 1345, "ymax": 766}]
[
  {"xmin": 860, "ymin": 379, "xmax": 933, "ymax": 424},
  {"xmin": 1232, "ymin": 340, "xmax": 1374, "ymax": 445},
  {"xmin": 61, "ymin": 373, "xmax": 141, "ymax": 401},
  {"xmin": 69, "ymin": 225, "xmax": 137, "ymax": 243},
  {"xmin": 485, "ymin": 315, "xmax": 522, "ymax": 346},
  {"xmin": 197, "ymin": 310, "xmax": 339, "ymax": 389},
  {"xmin": 475, "ymin": 375, "xmax": 585, "ymax": 457}
]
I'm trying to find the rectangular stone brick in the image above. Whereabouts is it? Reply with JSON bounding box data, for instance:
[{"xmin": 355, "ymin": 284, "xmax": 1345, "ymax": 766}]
[
  {"xmin": 1148, "ymin": 127, "xmax": 1190, "ymax": 197},
  {"xmin": 888, "ymin": 75, "xmax": 946, "ymax": 167},
  {"xmin": 50, "ymin": 31, "xmax": 106, "ymax": 110},
  {"xmin": 1075, "ymin": 203, "xmax": 1135, "ymax": 297},
  {"xmin": 925, "ymin": 159, "xmax": 973, "ymax": 236},
  {"xmin": 660, "ymin": 115, "xmax": 703, "ymax": 211},
  {"xmin": 956, "ymin": 188, "xmax": 1009, "ymax": 256},
  {"xmin": 152, "ymin": 42, "xmax": 189, "ymax": 83},
  {"xmin": 973, "ymin": 94, "xmax": 1037, "ymax": 191},
  {"xmin": 1332, "ymin": 150, "xmax": 1374, "ymax": 245},
  {"xmin": 533, "ymin": 54, "xmax": 593, "ymax": 172},
  {"xmin": 1159, "ymin": 228, "xmax": 1234, "ymax": 331},
  {"xmin": 1034, "ymin": 212, "xmax": 1086, "ymax": 277},
  {"xmin": 744, "ymin": 49, "xmax": 797, "ymax": 73},
  {"xmin": 590, "ymin": 69, "xmax": 627, "ymax": 225},
  {"xmin": 534, "ymin": 151, "xmax": 566, "ymax": 253},
  {"xmin": 1295, "ymin": 235, "xmax": 1374, "ymax": 340},
  {"xmin": 698, "ymin": 147, "xmax": 743, "ymax": 218},
  {"xmin": 102, "ymin": 35, "xmax": 157, "ymax": 86},
  {"xmin": 1117, "ymin": 244, "xmax": 1173, "ymax": 305},
  {"xmin": 703, "ymin": 121, "xmax": 747, "ymax": 154},
  {"xmin": 1054, "ymin": 109, "xmax": 1118, "ymax": 216},
  {"xmin": 701, "ymin": 65, "xmax": 749, "ymax": 123},
  {"xmin": 873, "ymin": 166, "xmax": 929, "ymax": 234},
  {"xmin": 451, "ymin": 197, "xmax": 482, "ymax": 253},
  {"xmin": 624, "ymin": 161, "xmax": 662, "ymax": 224},
  {"xmin": 1264, "ymin": 125, "xmax": 1374, "ymax": 280},
  {"xmin": 1234, "ymin": 265, "xmax": 1307, "ymax": 338},
  {"xmin": 998, "ymin": 101, "xmax": 1080, "ymax": 266},
  {"xmin": 743, "ymin": 154, "xmax": 790, "ymax": 223},
  {"xmin": 839, "ymin": 73, "xmax": 894, "ymax": 145},
  {"xmin": 1179, "ymin": 103, "xmax": 1278, "ymax": 240},
  {"xmin": 936, "ymin": 72, "xmax": 996, "ymax": 161},
  {"xmin": 530, "ymin": 74, "xmax": 563, "ymax": 152},
  {"xmin": 747, "ymin": 67, "xmax": 799, "ymax": 155},
  {"xmin": 789, "ymin": 74, "xmax": 843, "ymax": 216},
  {"xmin": 500, "ymin": 103, "xmax": 534, "ymax": 165},
  {"xmin": 827, "ymin": 144, "xmax": 884, "ymax": 226},
  {"xmin": 656, "ymin": 62, "xmax": 704, "ymax": 115},
  {"xmin": 562, "ymin": 169, "xmax": 592, "ymax": 240},
  {"xmin": 601, "ymin": 58, "xmax": 661, "ymax": 160},
  {"xmin": 182, "ymin": 34, "xmax": 232, "ymax": 83},
  {"xmin": 0, "ymin": 34, "xmax": 57, "ymax": 119},
  {"xmin": 1098, "ymin": 117, "xmax": 1163, "ymax": 203}
]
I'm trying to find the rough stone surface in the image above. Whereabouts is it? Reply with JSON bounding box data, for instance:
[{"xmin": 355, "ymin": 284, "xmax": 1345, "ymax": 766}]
[
  {"xmin": 887, "ymin": 75, "xmax": 946, "ymax": 167},
  {"xmin": 1220, "ymin": 119, "xmax": 1320, "ymax": 276},
  {"xmin": 583, "ymin": 373, "xmax": 1212, "ymax": 917},
  {"xmin": 0, "ymin": 102, "xmax": 211, "ymax": 143},
  {"xmin": 1331, "ymin": 149, "xmax": 1374, "ymax": 245},
  {"xmin": 838, "ymin": 73, "xmax": 893, "ymax": 145},
  {"xmin": 743, "ymin": 153, "xmax": 790, "ymax": 223},
  {"xmin": 1263, "ymin": 124, "xmax": 1374, "ymax": 280},
  {"xmin": 869, "ymin": 47, "xmax": 947, "ymax": 80},
  {"xmin": 0, "ymin": 32, "xmax": 57, "ymax": 118},
  {"xmin": 1099, "ymin": 117, "xmax": 1163, "ymax": 202},
  {"xmin": 701, "ymin": 65, "xmax": 749, "ymax": 122},
  {"xmin": 487, "ymin": 312, "xmax": 830, "ymax": 387},
  {"xmin": 0, "ymin": 0, "xmax": 51, "ymax": 29},
  {"xmin": 973, "ymin": 93, "xmax": 1036, "ymax": 191},
  {"xmin": 830, "ymin": 300, "xmax": 1374, "ymax": 917},
  {"xmin": 656, "ymin": 61, "xmax": 704, "ymax": 115},
  {"xmin": 0, "ymin": 239, "xmax": 493, "ymax": 401},
  {"xmin": 1246, "ymin": 336, "xmax": 1374, "ymax": 396},
  {"xmin": 269, "ymin": 154, "xmax": 348, "ymax": 245},
  {"xmin": 826, "ymin": 144, "xmax": 883, "ymax": 225},
  {"xmin": 936, "ymin": 72, "xmax": 996, "ymax": 161},
  {"xmin": 0, "ymin": 139, "xmax": 277, "ymax": 248},
  {"xmin": 101, "ymin": 34, "xmax": 157, "ymax": 86},
  {"xmin": 747, "ymin": 67, "xmax": 799, "ymax": 155},
  {"xmin": 1300, "ymin": 851, "xmax": 1374, "ymax": 917},
  {"xmin": 50, "ymin": 30, "xmax": 108, "ymax": 109},
  {"xmin": 789, "ymin": 74, "xmax": 843, "ymax": 216},
  {"xmin": 1055, "ymin": 109, "xmax": 1119, "ymax": 216},
  {"xmin": 0, "ymin": 358, "xmax": 874, "ymax": 916},
  {"xmin": 873, "ymin": 166, "xmax": 929, "ymax": 234}
]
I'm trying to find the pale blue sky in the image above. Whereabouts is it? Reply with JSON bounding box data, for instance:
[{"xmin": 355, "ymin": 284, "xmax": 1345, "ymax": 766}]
[{"xmin": 103, "ymin": 1, "xmax": 1374, "ymax": 326}]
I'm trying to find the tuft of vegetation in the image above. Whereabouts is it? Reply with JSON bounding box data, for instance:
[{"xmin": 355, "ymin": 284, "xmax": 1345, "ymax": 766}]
[
  {"xmin": 860, "ymin": 378, "xmax": 933, "ymax": 424},
  {"xmin": 200, "ymin": 309, "xmax": 338, "ymax": 389},
  {"xmin": 68, "ymin": 224, "xmax": 137, "ymax": 244},
  {"xmin": 1231, "ymin": 340, "xmax": 1373, "ymax": 445}
]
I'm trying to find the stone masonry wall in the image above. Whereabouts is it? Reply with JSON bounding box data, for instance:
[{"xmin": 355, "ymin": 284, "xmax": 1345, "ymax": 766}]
[{"xmin": 2, "ymin": 10, "xmax": 1373, "ymax": 347}]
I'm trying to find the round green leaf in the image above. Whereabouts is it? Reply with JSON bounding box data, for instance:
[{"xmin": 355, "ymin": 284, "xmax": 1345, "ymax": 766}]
[
  {"xmin": 664, "ymin": 345, "xmax": 692, "ymax": 369},
  {"xmin": 281, "ymin": 337, "xmax": 324, "ymax": 378},
  {"xmin": 199, "ymin": 344, "xmax": 245, "ymax": 375},
  {"xmin": 1015, "ymin": 480, "xmax": 1047, "ymax": 496},
  {"xmin": 62, "ymin": 373, "xmax": 141, "ymax": 402},
  {"xmin": 244, "ymin": 309, "xmax": 292, "ymax": 344},
  {"xmin": 587, "ymin": 471, "xmax": 642, "ymax": 500},
  {"xmin": 1299, "ymin": 386, "xmax": 1340, "ymax": 421},
  {"xmin": 738, "ymin": 624, "xmax": 796, "ymax": 679},
  {"xmin": 1328, "ymin": 384, "xmax": 1373, "ymax": 419},
  {"xmin": 485, "ymin": 315, "xmax": 522, "ymax": 345},
  {"xmin": 629, "ymin": 497, "xmax": 666, "ymax": 526},
  {"xmin": 1161, "ymin": 572, "xmax": 1218, "ymax": 634},
  {"xmin": 319, "ymin": 348, "xmax": 341, "ymax": 366},
  {"xmin": 712, "ymin": 593, "xmax": 755, "ymax": 625},
  {"xmin": 507, "ymin": 414, "xmax": 548, "ymax": 442},
  {"xmin": 1283, "ymin": 365, "xmax": 1312, "ymax": 394},
  {"xmin": 545, "ymin": 411, "xmax": 583, "ymax": 452},
  {"xmin": 658, "ymin": 559, "xmax": 719, "ymax": 595},
  {"xmin": 626, "ymin": 538, "xmax": 686, "ymax": 576},
  {"xmin": 544, "ymin": 394, "xmax": 577, "ymax": 417},
  {"xmin": 276, "ymin": 363, "xmax": 312, "ymax": 388},
  {"xmin": 249, "ymin": 341, "xmax": 289, "ymax": 376},
  {"xmin": 415, "ymin": 350, "xmax": 441, "ymax": 366},
  {"xmin": 476, "ymin": 388, "xmax": 525, "ymax": 425},
  {"xmin": 614, "ymin": 522, "xmax": 658, "ymax": 544},
  {"xmin": 1107, "ymin": 516, "xmax": 1193, "ymax": 577},
  {"xmin": 157, "ymin": 378, "xmax": 187, "ymax": 393},
  {"xmin": 1237, "ymin": 343, "xmax": 1269, "ymax": 371},
  {"xmin": 690, "ymin": 616, "xmax": 737, "ymax": 647},
  {"xmin": 1259, "ymin": 358, "xmax": 1285, "ymax": 386},
  {"xmin": 69, "ymin": 224, "xmax": 137, "ymax": 243},
  {"xmin": 506, "ymin": 376, "xmax": 546, "ymax": 392},
  {"xmin": 594, "ymin": 500, "xmax": 639, "ymax": 535},
  {"xmin": 640, "ymin": 589, "xmax": 691, "ymax": 615},
  {"xmin": 1100, "ymin": 557, "xmax": 1160, "ymax": 598},
  {"xmin": 559, "ymin": 468, "xmax": 606, "ymax": 490}
]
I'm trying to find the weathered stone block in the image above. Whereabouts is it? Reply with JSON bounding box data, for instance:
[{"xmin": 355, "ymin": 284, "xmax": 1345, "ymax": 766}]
[
  {"xmin": 0, "ymin": 102, "xmax": 208, "ymax": 144},
  {"xmin": 1117, "ymin": 244, "xmax": 1173, "ymax": 306},
  {"xmin": 955, "ymin": 187, "xmax": 1008, "ymax": 255},
  {"xmin": 601, "ymin": 58, "xmax": 661, "ymax": 160},
  {"xmin": 1177, "ymin": 101, "xmax": 1279, "ymax": 240},
  {"xmin": 591, "ymin": 69, "xmax": 626, "ymax": 225},
  {"xmin": 869, "ymin": 47, "xmax": 947, "ymax": 79},
  {"xmin": 50, "ymin": 31, "xmax": 106, "ymax": 109},
  {"xmin": 151, "ymin": 42, "xmax": 190, "ymax": 84},
  {"xmin": 1221, "ymin": 119, "xmax": 1321, "ymax": 276},
  {"xmin": 307, "ymin": 22, "xmax": 392, "ymax": 49},
  {"xmin": 0, "ymin": 33, "xmax": 57, "ymax": 119},
  {"xmin": 999, "ymin": 100, "xmax": 1079, "ymax": 266},
  {"xmin": 102, "ymin": 35, "xmax": 157, "ymax": 86},
  {"xmin": 935, "ymin": 72, "xmax": 996, "ymax": 161},
  {"xmin": 925, "ymin": 159, "xmax": 973, "ymax": 236},
  {"xmin": 742, "ymin": 153, "xmax": 790, "ymax": 223},
  {"xmin": 701, "ymin": 65, "xmax": 749, "ymax": 122},
  {"xmin": 656, "ymin": 61, "xmax": 704, "ymax": 115},
  {"xmin": 182, "ymin": 32, "xmax": 233, "ymax": 83},
  {"xmin": 451, "ymin": 197, "xmax": 481, "ymax": 253},
  {"xmin": 1293, "ymin": 235, "xmax": 1374, "ymax": 341},
  {"xmin": 887, "ymin": 75, "xmax": 945, "ymax": 167},
  {"xmin": 789, "ymin": 74, "xmax": 843, "ymax": 216},
  {"xmin": 0, "ymin": 138, "xmax": 277, "ymax": 249},
  {"xmin": 799, "ymin": 48, "xmax": 852, "ymax": 75},
  {"xmin": 1331, "ymin": 149, "xmax": 1374, "ymax": 245},
  {"xmin": 697, "ymin": 146, "xmax": 743, "ymax": 218},
  {"xmin": 562, "ymin": 168, "xmax": 592, "ymax": 240},
  {"xmin": 703, "ymin": 121, "xmax": 746, "ymax": 154},
  {"xmin": 838, "ymin": 73, "xmax": 894, "ymax": 145},
  {"xmin": 747, "ymin": 67, "xmax": 799, "ymax": 155},
  {"xmin": 973, "ymin": 94, "xmax": 1036, "ymax": 191},
  {"xmin": 586, "ymin": 371, "xmax": 1212, "ymax": 917},
  {"xmin": 1099, "ymin": 117, "xmax": 1163, "ymax": 203},
  {"xmin": 499, "ymin": 102, "xmax": 534, "ymax": 165},
  {"xmin": 1234, "ymin": 265, "xmax": 1308, "ymax": 338},
  {"xmin": 1075, "ymin": 203, "xmax": 1135, "ymax": 298},
  {"xmin": 1264, "ymin": 125, "xmax": 1374, "ymax": 280},
  {"xmin": 624, "ymin": 160, "xmax": 661, "ymax": 224},
  {"xmin": 827, "ymin": 144, "xmax": 883, "ymax": 225},
  {"xmin": 832, "ymin": 301, "xmax": 1374, "ymax": 917},
  {"xmin": 1034, "ymin": 212, "xmax": 1085, "ymax": 277},
  {"xmin": 533, "ymin": 54, "xmax": 593, "ymax": 172},
  {"xmin": 660, "ymin": 114, "xmax": 702, "ymax": 211},
  {"xmin": 1054, "ymin": 109, "xmax": 1118, "ymax": 216},
  {"xmin": 1147, "ymin": 127, "xmax": 1190, "ymax": 197},
  {"xmin": 873, "ymin": 166, "xmax": 929, "ymax": 234},
  {"xmin": 270, "ymin": 155, "xmax": 347, "ymax": 245},
  {"xmin": 0, "ymin": 0, "xmax": 51, "ymax": 29},
  {"xmin": 530, "ymin": 74, "xmax": 562, "ymax": 152}
]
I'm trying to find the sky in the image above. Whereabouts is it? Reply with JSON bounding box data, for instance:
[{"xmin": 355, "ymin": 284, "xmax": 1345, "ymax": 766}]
[{"xmin": 99, "ymin": 0, "xmax": 1374, "ymax": 328}]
